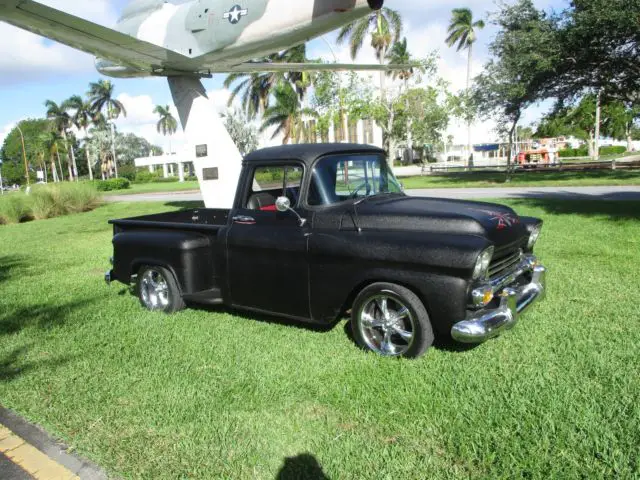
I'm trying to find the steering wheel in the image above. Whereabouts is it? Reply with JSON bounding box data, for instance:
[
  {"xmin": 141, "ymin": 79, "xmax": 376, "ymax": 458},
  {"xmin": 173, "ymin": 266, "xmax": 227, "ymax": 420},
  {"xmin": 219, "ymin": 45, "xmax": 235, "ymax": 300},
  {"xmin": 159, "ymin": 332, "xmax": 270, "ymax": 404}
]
[{"xmin": 350, "ymin": 181, "xmax": 372, "ymax": 199}]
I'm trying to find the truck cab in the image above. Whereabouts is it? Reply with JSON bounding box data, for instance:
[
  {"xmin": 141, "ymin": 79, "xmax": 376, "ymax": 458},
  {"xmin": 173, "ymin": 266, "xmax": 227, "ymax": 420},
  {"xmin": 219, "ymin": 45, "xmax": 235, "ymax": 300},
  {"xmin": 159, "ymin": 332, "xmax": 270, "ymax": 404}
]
[{"xmin": 106, "ymin": 144, "xmax": 546, "ymax": 359}]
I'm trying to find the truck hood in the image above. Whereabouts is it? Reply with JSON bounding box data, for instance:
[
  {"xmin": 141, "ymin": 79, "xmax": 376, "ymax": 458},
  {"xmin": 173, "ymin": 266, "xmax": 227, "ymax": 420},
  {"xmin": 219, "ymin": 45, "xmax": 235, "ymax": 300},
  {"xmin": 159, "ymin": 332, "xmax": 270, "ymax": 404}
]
[{"xmin": 349, "ymin": 195, "xmax": 527, "ymax": 245}]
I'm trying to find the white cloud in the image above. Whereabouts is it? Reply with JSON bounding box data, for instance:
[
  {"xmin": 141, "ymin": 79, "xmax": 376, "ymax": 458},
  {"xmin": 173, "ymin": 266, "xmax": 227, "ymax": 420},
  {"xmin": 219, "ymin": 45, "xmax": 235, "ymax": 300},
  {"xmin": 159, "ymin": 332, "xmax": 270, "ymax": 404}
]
[
  {"xmin": 0, "ymin": 0, "xmax": 117, "ymax": 84},
  {"xmin": 0, "ymin": 122, "xmax": 16, "ymax": 148}
]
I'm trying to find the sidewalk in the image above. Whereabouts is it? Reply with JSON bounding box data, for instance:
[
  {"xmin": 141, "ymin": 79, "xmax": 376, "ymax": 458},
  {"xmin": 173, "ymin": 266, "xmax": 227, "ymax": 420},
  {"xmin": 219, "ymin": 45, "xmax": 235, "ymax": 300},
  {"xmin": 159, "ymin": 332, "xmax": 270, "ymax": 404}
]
[{"xmin": 0, "ymin": 407, "xmax": 106, "ymax": 480}]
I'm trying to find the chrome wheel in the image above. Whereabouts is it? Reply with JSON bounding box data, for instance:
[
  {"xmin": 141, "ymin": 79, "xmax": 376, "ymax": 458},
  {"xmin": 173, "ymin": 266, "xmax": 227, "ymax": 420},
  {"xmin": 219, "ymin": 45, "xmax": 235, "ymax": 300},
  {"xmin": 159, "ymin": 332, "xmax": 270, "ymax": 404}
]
[
  {"xmin": 139, "ymin": 268, "xmax": 170, "ymax": 311},
  {"xmin": 357, "ymin": 292, "xmax": 416, "ymax": 356}
]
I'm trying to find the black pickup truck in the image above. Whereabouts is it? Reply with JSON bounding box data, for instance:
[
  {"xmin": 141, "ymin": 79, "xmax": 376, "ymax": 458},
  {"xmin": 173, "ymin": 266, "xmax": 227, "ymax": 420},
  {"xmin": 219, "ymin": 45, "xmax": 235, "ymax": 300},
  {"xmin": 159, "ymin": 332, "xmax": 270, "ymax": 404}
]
[{"xmin": 106, "ymin": 144, "xmax": 546, "ymax": 358}]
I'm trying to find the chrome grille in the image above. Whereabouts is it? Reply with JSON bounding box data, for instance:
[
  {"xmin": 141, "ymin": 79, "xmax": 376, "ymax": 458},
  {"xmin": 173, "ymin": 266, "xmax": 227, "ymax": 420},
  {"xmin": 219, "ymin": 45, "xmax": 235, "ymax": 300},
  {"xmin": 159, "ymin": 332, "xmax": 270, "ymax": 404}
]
[{"xmin": 489, "ymin": 248, "xmax": 523, "ymax": 278}]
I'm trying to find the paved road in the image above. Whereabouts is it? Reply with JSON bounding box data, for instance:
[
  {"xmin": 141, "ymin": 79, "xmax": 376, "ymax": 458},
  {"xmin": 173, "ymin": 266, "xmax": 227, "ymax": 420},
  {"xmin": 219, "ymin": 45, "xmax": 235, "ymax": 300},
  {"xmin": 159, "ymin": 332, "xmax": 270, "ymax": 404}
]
[{"xmin": 106, "ymin": 185, "xmax": 640, "ymax": 203}]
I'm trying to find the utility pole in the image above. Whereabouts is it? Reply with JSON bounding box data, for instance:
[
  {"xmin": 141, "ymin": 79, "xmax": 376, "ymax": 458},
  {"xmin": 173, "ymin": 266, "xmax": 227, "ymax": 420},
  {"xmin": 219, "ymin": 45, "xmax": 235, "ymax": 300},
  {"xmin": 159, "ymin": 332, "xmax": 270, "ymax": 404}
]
[
  {"xmin": 594, "ymin": 89, "xmax": 602, "ymax": 161},
  {"xmin": 16, "ymin": 124, "xmax": 30, "ymax": 187}
]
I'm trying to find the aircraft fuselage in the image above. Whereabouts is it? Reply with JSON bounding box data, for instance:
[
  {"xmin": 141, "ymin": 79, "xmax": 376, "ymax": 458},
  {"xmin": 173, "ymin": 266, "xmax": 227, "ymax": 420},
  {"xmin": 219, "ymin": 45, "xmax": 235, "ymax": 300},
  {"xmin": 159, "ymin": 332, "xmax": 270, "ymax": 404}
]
[{"xmin": 97, "ymin": 0, "xmax": 378, "ymax": 78}]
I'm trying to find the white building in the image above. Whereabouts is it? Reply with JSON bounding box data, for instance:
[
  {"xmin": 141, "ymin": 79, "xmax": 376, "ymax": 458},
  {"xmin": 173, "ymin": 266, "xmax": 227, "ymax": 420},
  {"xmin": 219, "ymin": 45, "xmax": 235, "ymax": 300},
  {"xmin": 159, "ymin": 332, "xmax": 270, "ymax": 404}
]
[{"xmin": 135, "ymin": 116, "xmax": 384, "ymax": 182}]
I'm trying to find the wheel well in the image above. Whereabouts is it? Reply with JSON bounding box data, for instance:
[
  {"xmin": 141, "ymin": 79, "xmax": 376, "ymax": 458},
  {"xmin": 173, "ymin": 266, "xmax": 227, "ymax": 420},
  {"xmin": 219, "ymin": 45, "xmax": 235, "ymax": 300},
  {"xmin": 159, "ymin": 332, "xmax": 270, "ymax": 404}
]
[
  {"xmin": 131, "ymin": 262, "xmax": 183, "ymax": 294},
  {"xmin": 340, "ymin": 279, "xmax": 431, "ymax": 319}
]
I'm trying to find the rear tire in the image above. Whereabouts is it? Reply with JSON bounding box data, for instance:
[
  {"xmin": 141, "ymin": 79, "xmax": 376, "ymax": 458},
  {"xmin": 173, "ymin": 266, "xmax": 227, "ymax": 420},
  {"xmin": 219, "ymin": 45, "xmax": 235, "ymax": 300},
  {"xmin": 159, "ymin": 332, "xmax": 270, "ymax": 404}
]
[
  {"xmin": 351, "ymin": 282, "xmax": 434, "ymax": 359},
  {"xmin": 137, "ymin": 265, "xmax": 185, "ymax": 314}
]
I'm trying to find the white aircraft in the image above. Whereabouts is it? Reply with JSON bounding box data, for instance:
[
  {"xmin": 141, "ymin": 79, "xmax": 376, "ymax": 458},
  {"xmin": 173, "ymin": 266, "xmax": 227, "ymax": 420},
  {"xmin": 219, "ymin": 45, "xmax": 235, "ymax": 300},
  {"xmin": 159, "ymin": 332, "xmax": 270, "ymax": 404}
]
[
  {"xmin": 0, "ymin": 0, "xmax": 396, "ymax": 208},
  {"xmin": 0, "ymin": 0, "xmax": 389, "ymax": 78}
]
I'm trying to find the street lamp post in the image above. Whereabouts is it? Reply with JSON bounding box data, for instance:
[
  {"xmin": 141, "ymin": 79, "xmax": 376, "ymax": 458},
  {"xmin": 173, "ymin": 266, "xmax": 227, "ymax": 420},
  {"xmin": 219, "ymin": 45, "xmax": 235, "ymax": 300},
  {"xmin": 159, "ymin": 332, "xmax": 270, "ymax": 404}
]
[{"xmin": 15, "ymin": 124, "xmax": 30, "ymax": 187}]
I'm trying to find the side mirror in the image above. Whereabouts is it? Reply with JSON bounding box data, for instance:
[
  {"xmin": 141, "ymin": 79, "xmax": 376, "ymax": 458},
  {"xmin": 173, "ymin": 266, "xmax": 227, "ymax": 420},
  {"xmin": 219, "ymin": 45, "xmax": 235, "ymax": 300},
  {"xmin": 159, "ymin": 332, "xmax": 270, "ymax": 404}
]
[
  {"xmin": 275, "ymin": 196, "xmax": 307, "ymax": 227},
  {"xmin": 275, "ymin": 196, "xmax": 291, "ymax": 213}
]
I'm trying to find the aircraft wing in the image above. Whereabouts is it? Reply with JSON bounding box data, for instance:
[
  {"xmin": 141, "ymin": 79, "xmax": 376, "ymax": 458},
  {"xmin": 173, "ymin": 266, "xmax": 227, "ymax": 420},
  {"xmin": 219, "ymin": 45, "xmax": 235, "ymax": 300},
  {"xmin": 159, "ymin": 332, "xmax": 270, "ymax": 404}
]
[
  {"xmin": 0, "ymin": 0, "xmax": 189, "ymax": 71},
  {"xmin": 0, "ymin": 0, "xmax": 418, "ymax": 76},
  {"xmin": 223, "ymin": 62, "xmax": 414, "ymax": 73}
]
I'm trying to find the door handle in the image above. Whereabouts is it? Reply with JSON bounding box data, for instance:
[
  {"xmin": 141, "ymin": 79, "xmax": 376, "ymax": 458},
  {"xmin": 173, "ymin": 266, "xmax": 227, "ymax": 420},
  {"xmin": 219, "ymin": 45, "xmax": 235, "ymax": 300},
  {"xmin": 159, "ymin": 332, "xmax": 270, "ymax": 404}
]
[{"xmin": 232, "ymin": 215, "xmax": 256, "ymax": 225}]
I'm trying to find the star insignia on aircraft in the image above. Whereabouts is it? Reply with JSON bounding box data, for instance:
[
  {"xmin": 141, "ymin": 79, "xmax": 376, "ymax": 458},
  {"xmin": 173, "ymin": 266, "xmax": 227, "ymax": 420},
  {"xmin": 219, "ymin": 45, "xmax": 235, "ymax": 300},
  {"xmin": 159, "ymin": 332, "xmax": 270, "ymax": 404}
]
[{"xmin": 223, "ymin": 5, "xmax": 248, "ymax": 25}]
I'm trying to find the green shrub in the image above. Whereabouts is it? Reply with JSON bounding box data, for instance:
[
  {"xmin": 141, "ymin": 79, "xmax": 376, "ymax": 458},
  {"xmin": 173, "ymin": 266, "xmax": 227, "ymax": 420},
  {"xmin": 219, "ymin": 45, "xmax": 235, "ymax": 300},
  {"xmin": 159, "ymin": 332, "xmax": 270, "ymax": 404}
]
[
  {"xmin": 600, "ymin": 145, "xmax": 626, "ymax": 156},
  {"xmin": 185, "ymin": 176, "xmax": 198, "ymax": 182},
  {"xmin": 0, "ymin": 194, "xmax": 32, "ymax": 224},
  {"xmin": 135, "ymin": 171, "xmax": 154, "ymax": 183},
  {"xmin": 94, "ymin": 178, "xmax": 130, "ymax": 191},
  {"xmin": 30, "ymin": 183, "xmax": 102, "ymax": 219},
  {"xmin": 118, "ymin": 165, "xmax": 137, "ymax": 182},
  {"xmin": 559, "ymin": 147, "xmax": 589, "ymax": 158},
  {"xmin": 152, "ymin": 177, "xmax": 179, "ymax": 183}
]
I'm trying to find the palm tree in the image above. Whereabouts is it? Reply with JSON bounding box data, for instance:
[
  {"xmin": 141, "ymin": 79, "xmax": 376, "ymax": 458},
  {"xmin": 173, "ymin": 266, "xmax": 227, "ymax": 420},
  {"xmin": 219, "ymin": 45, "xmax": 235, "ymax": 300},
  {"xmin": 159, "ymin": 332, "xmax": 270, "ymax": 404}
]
[
  {"xmin": 65, "ymin": 95, "xmax": 95, "ymax": 180},
  {"xmin": 224, "ymin": 46, "xmax": 313, "ymax": 119},
  {"xmin": 336, "ymin": 7, "xmax": 403, "ymax": 97},
  {"xmin": 45, "ymin": 100, "xmax": 78, "ymax": 181},
  {"xmin": 87, "ymin": 80, "xmax": 127, "ymax": 178},
  {"xmin": 39, "ymin": 130, "xmax": 64, "ymax": 182},
  {"xmin": 260, "ymin": 83, "xmax": 318, "ymax": 145},
  {"xmin": 446, "ymin": 8, "xmax": 485, "ymax": 166},
  {"xmin": 154, "ymin": 105, "xmax": 178, "ymax": 159},
  {"xmin": 386, "ymin": 38, "xmax": 423, "ymax": 163}
]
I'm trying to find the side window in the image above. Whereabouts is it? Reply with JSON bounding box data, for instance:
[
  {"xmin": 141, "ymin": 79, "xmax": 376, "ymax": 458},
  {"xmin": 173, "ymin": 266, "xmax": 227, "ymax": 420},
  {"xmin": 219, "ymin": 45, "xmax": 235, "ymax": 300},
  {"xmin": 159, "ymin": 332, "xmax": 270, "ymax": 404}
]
[{"xmin": 245, "ymin": 165, "xmax": 303, "ymax": 211}]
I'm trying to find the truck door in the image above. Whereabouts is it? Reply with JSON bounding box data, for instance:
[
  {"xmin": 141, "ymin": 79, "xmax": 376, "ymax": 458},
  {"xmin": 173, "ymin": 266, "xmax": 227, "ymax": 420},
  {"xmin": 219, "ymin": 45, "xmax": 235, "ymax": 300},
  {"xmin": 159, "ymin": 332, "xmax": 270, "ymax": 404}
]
[{"xmin": 226, "ymin": 163, "xmax": 310, "ymax": 318}]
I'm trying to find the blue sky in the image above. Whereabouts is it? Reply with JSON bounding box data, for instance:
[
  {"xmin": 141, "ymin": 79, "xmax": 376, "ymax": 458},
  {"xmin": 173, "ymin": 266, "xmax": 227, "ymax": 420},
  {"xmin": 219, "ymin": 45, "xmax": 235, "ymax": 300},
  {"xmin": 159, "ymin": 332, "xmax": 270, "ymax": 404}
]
[{"xmin": 0, "ymin": 0, "xmax": 566, "ymax": 149}]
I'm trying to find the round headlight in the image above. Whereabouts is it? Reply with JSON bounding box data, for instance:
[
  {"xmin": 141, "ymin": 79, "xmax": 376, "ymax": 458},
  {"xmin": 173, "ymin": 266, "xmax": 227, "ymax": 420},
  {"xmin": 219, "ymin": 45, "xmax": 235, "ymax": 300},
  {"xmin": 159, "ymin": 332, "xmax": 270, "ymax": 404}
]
[
  {"xmin": 527, "ymin": 225, "xmax": 541, "ymax": 250},
  {"xmin": 472, "ymin": 246, "xmax": 494, "ymax": 280}
]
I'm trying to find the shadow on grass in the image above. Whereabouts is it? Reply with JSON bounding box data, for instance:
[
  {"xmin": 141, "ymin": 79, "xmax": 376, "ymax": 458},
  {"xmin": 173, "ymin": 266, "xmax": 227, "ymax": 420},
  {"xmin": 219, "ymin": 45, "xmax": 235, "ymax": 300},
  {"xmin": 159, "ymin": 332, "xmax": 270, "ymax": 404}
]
[
  {"xmin": 0, "ymin": 255, "xmax": 25, "ymax": 283},
  {"xmin": 0, "ymin": 345, "xmax": 73, "ymax": 383},
  {"xmin": 277, "ymin": 453, "xmax": 330, "ymax": 480},
  {"xmin": 187, "ymin": 303, "xmax": 337, "ymax": 333},
  {"xmin": 0, "ymin": 300, "xmax": 95, "ymax": 337},
  {"xmin": 511, "ymin": 197, "xmax": 640, "ymax": 220},
  {"xmin": 164, "ymin": 201, "xmax": 205, "ymax": 210}
]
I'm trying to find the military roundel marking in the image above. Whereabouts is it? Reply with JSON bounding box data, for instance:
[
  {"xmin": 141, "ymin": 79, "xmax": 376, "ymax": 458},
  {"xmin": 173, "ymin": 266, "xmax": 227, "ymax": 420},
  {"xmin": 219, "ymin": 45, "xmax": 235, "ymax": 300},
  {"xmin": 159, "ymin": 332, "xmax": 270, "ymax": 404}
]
[{"xmin": 223, "ymin": 5, "xmax": 249, "ymax": 24}]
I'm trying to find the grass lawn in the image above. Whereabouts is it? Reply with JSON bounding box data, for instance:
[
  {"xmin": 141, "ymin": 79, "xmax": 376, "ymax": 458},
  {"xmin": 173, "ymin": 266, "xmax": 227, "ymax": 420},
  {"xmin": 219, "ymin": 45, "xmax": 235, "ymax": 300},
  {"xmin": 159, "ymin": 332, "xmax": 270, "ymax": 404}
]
[
  {"xmin": 1, "ymin": 200, "xmax": 639, "ymax": 478},
  {"xmin": 108, "ymin": 180, "xmax": 200, "ymax": 196},
  {"xmin": 401, "ymin": 168, "xmax": 640, "ymax": 190}
]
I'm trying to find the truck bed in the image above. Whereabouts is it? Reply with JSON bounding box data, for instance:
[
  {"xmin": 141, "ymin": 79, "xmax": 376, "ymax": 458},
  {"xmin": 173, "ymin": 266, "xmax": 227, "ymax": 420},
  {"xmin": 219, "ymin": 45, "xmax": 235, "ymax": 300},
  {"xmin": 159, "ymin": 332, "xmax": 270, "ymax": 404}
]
[{"xmin": 109, "ymin": 208, "xmax": 230, "ymax": 231}]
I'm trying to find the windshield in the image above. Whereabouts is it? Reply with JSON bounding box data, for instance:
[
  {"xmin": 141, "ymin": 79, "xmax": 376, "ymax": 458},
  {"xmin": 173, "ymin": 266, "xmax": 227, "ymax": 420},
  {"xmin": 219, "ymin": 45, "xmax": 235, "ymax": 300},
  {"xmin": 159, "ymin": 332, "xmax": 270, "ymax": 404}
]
[{"xmin": 308, "ymin": 153, "xmax": 403, "ymax": 207}]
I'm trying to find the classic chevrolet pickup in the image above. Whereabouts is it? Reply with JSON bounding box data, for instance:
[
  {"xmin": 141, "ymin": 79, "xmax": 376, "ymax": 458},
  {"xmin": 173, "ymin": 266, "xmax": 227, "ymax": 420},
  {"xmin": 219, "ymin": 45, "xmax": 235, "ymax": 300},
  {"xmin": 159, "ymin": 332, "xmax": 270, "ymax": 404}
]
[{"xmin": 106, "ymin": 144, "xmax": 546, "ymax": 358}]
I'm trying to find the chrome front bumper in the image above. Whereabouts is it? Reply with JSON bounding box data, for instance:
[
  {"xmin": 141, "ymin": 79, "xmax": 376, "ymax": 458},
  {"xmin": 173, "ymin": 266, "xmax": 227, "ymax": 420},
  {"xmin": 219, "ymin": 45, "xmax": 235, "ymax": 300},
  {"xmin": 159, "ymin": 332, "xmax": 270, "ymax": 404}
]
[{"xmin": 451, "ymin": 256, "xmax": 547, "ymax": 343}]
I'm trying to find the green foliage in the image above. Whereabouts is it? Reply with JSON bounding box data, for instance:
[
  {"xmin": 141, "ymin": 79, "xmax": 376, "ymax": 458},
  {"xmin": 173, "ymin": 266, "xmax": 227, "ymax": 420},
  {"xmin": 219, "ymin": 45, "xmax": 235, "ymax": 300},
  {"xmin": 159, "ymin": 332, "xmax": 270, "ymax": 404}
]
[
  {"xmin": 152, "ymin": 177, "xmax": 179, "ymax": 184},
  {"xmin": 154, "ymin": 105, "xmax": 178, "ymax": 137},
  {"xmin": 394, "ymin": 87, "xmax": 449, "ymax": 146},
  {"xmin": 118, "ymin": 164, "xmax": 137, "ymax": 182},
  {"xmin": 94, "ymin": 178, "xmax": 130, "ymax": 192},
  {"xmin": 0, "ymin": 195, "xmax": 32, "ymax": 224},
  {"xmin": 599, "ymin": 145, "xmax": 626, "ymax": 156},
  {"xmin": 260, "ymin": 82, "xmax": 318, "ymax": 144},
  {"xmin": 224, "ymin": 109, "xmax": 259, "ymax": 155},
  {"xmin": 558, "ymin": 147, "xmax": 589, "ymax": 158},
  {"xmin": 135, "ymin": 171, "xmax": 155, "ymax": 183},
  {"xmin": 0, "ymin": 118, "xmax": 54, "ymax": 184},
  {"xmin": 445, "ymin": 8, "xmax": 485, "ymax": 52},
  {"xmin": 0, "ymin": 183, "xmax": 101, "ymax": 224},
  {"xmin": 336, "ymin": 7, "xmax": 402, "ymax": 61}
]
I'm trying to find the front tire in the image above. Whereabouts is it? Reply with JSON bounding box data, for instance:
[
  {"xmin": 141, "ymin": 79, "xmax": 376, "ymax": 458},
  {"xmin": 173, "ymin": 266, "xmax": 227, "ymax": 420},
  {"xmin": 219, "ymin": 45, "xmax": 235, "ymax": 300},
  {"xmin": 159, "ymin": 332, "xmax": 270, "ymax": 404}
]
[
  {"xmin": 137, "ymin": 265, "xmax": 185, "ymax": 313},
  {"xmin": 351, "ymin": 283, "xmax": 434, "ymax": 358}
]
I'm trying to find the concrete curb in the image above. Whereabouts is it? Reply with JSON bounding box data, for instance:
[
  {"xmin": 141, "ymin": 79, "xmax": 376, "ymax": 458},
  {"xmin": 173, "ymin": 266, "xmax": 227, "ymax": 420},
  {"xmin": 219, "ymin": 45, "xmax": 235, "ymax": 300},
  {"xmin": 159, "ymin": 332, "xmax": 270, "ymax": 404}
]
[{"xmin": 0, "ymin": 406, "xmax": 108, "ymax": 480}]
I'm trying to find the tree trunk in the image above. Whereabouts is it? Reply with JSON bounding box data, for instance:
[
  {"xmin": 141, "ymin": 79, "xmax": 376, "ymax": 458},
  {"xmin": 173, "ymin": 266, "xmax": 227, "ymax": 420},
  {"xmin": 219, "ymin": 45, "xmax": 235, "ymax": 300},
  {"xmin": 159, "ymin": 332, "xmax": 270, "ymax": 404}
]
[
  {"xmin": 466, "ymin": 43, "xmax": 473, "ymax": 168},
  {"xmin": 594, "ymin": 89, "xmax": 601, "ymax": 160},
  {"xmin": 506, "ymin": 115, "xmax": 520, "ymax": 183},
  {"xmin": 626, "ymin": 123, "xmax": 633, "ymax": 152},
  {"xmin": 56, "ymin": 149, "xmax": 64, "ymax": 182},
  {"xmin": 110, "ymin": 122, "xmax": 119, "ymax": 178},
  {"xmin": 587, "ymin": 130, "xmax": 595, "ymax": 158},
  {"xmin": 84, "ymin": 129, "xmax": 94, "ymax": 181},
  {"xmin": 63, "ymin": 129, "xmax": 79, "ymax": 181}
]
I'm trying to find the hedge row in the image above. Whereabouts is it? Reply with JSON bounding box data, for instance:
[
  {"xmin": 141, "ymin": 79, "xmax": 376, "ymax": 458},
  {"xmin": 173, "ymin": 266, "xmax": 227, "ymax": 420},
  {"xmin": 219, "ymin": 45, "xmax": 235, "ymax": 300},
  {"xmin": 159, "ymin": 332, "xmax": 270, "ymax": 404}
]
[
  {"xmin": 558, "ymin": 145, "xmax": 627, "ymax": 158},
  {"xmin": 94, "ymin": 178, "xmax": 131, "ymax": 191}
]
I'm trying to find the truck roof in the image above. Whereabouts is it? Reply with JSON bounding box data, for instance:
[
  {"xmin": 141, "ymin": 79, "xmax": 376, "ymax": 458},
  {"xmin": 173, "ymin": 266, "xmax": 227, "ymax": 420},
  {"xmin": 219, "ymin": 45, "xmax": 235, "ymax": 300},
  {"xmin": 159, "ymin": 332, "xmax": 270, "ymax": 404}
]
[{"xmin": 243, "ymin": 143, "xmax": 385, "ymax": 166}]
